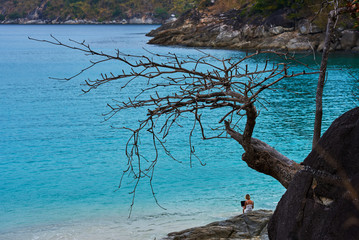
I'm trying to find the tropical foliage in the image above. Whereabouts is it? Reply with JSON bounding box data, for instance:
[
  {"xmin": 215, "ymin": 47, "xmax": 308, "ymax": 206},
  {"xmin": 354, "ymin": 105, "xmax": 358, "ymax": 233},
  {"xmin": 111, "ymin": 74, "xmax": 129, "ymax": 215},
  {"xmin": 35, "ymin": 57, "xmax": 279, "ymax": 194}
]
[
  {"xmin": 349, "ymin": 0, "xmax": 359, "ymax": 28},
  {"xmin": 0, "ymin": 0, "xmax": 358, "ymax": 24},
  {"xmin": 0, "ymin": 0, "xmax": 175, "ymax": 21}
]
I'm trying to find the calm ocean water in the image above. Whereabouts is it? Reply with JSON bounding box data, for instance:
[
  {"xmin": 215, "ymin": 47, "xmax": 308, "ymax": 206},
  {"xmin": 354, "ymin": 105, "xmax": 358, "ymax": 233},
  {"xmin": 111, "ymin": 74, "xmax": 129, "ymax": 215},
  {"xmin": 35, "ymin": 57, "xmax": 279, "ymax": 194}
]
[{"xmin": 0, "ymin": 25, "xmax": 358, "ymax": 240}]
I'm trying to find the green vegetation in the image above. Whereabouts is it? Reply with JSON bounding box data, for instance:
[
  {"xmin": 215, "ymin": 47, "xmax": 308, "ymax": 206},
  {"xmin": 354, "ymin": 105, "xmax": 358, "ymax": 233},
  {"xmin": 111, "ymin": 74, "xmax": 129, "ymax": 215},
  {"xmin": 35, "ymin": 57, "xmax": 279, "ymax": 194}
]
[
  {"xmin": 0, "ymin": 0, "xmax": 175, "ymax": 21},
  {"xmin": 253, "ymin": 0, "xmax": 304, "ymax": 13},
  {"xmin": 0, "ymin": 0, "xmax": 357, "ymax": 25},
  {"xmin": 250, "ymin": 0, "xmax": 341, "ymax": 20},
  {"xmin": 154, "ymin": 7, "xmax": 169, "ymax": 20},
  {"xmin": 0, "ymin": 0, "xmax": 213, "ymax": 21},
  {"xmin": 249, "ymin": 0, "xmax": 357, "ymax": 29},
  {"xmin": 8, "ymin": 12, "xmax": 23, "ymax": 19}
]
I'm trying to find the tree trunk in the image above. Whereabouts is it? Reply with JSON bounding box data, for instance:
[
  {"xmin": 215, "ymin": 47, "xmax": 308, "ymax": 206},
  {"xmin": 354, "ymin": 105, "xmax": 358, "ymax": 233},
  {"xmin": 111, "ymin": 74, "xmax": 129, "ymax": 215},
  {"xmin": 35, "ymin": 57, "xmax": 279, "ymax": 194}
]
[
  {"xmin": 313, "ymin": 7, "xmax": 350, "ymax": 148},
  {"xmin": 225, "ymin": 121, "xmax": 303, "ymax": 189}
]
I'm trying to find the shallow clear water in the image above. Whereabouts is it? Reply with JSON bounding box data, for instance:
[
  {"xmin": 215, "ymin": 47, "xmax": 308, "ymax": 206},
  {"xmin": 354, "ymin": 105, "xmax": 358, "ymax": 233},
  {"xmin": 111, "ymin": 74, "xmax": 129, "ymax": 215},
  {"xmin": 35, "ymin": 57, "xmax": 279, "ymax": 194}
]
[{"xmin": 0, "ymin": 25, "xmax": 358, "ymax": 240}]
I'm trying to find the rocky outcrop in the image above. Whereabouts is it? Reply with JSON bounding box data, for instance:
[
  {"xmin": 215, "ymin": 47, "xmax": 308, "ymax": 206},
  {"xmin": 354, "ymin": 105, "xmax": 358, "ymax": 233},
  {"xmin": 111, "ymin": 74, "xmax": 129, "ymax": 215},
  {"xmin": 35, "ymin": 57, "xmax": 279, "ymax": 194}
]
[
  {"xmin": 268, "ymin": 107, "xmax": 359, "ymax": 240},
  {"xmin": 340, "ymin": 30, "xmax": 359, "ymax": 50},
  {"xmin": 163, "ymin": 210, "xmax": 272, "ymax": 240},
  {"xmin": 128, "ymin": 17, "xmax": 154, "ymax": 24},
  {"xmin": 147, "ymin": 9, "xmax": 359, "ymax": 52}
]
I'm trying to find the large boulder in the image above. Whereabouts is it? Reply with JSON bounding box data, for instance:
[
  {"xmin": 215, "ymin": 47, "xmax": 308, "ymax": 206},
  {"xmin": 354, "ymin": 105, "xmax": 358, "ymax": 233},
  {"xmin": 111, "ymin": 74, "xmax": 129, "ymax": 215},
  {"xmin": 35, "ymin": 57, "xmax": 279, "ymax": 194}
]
[
  {"xmin": 340, "ymin": 30, "xmax": 359, "ymax": 50},
  {"xmin": 164, "ymin": 210, "xmax": 273, "ymax": 240},
  {"xmin": 298, "ymin": 19, "xmax": 322, "ymax": 35},
  {"xmin": 268, "ymin": 107, "xmax": 359, "ymax": 240},
  {"xmin": 269, "ymin": 26, "xmax": 284, "ymax": 35}
]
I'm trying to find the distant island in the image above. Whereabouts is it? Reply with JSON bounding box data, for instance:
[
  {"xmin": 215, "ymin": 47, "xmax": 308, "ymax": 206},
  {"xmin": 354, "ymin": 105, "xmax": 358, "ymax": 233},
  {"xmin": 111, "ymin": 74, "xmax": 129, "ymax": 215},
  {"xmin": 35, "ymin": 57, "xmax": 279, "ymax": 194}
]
[
  {"xmin": 2, "ymin": 1, "xmax": 358, "ymax": 52},
  {"xmin": 1, "ymin": 0, "xmax": 357, "ymax": 27},
  {"xmin": 0, "ymin": 0, "xmax": 182, "ymax": 24}
]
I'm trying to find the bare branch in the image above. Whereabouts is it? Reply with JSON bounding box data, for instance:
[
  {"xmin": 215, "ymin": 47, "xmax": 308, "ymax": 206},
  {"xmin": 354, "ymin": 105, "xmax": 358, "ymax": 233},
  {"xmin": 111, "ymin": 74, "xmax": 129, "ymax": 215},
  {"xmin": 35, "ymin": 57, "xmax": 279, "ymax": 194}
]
[{"xmin": 30, "ymin": 36, "xmax": 319, "ymax": 210}]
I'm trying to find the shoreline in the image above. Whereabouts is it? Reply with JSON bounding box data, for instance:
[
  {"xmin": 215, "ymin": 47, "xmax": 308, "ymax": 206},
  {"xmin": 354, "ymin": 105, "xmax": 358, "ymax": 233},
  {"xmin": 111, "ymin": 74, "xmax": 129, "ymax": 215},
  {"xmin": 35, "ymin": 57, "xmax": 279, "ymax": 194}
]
[
  {"xmin": 0, "ymin": 208, "xmax": 274, "ymax": 240},
  {"xmin": 3, "ymin": 18, "xmax": 359, "ymax": 53},
  {"xmin": 0, "ymin": 20, "xmax": 161, "ymax": 25},
  {"xmin": 146, "ymin": 9, "xmax": 359, "ymax": 53},
  {"xmin": 0, "ymin": 17, "xmax": 173, "ymax": 25}
]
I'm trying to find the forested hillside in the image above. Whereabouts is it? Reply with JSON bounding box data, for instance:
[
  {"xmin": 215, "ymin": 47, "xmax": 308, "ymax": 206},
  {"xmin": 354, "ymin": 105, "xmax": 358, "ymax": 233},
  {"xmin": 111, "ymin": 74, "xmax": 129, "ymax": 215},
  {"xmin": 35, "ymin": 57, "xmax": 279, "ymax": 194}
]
[
  {"xmin": 0, "ymin": 0, "xmax": 187, "ymax": 22},
  {"xmin": 0, "ymin": 0, "xmax": 357, "ymax": 24}
]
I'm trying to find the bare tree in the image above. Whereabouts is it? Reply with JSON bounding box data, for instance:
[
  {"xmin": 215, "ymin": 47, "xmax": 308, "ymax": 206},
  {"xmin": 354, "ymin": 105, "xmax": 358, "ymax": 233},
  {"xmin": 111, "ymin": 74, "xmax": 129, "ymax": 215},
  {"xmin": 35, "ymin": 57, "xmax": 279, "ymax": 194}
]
[
  {"xmin": 29, "ymin": 35, "xmax": 321, "ymax": 211},
  {"xmin": 312, "ymin": 1, "xmax": 356, "ymax": 147},
  {"xmin": 28, "ymin": 1, "xmax": 359, "ymax": 214}
]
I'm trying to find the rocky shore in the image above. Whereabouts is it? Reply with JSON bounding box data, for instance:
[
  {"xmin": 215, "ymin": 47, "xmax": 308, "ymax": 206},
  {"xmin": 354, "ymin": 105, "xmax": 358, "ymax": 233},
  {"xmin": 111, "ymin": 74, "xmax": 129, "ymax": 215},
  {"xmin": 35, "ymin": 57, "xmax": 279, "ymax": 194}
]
[
  {"xmin": 147, "ymin": 9, "xmax": 359, "ymax": 52},
  {"xmin": 163, "ymin": 210, "xmax": 272, "ymax": 240}
]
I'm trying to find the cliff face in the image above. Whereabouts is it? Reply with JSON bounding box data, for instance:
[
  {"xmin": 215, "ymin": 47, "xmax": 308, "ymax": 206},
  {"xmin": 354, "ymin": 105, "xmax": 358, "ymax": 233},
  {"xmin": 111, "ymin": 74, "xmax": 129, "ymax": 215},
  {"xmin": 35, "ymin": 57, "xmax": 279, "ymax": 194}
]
[{"xmin": 147, "ymin": 9, "xmax": 359, "ymax": 52}]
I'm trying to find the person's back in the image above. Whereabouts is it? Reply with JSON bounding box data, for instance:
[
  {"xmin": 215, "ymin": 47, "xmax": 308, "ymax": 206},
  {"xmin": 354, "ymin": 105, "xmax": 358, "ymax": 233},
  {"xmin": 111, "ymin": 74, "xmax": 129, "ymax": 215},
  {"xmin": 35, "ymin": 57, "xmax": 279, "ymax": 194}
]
[{"xmin": 243, "ymin": 194, "xmax": 254, "ymax": 213}]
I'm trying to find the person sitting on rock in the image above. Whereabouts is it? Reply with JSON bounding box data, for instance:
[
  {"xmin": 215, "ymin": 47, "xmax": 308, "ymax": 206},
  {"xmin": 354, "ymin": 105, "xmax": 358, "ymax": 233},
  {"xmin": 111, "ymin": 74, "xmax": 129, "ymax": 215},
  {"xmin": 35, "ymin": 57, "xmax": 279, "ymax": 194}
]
[{"xmin": 243, "ymin": 194, "xmax": 254, "ymax": 213}]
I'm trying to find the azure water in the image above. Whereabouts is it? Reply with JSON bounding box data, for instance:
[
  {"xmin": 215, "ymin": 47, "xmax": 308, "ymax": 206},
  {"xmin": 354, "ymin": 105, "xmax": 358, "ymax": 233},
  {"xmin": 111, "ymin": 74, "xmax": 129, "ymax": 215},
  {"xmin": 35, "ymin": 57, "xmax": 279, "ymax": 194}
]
[{"xmin": 0, "ymin": 25, "xmax": 358, "ymax": 240}]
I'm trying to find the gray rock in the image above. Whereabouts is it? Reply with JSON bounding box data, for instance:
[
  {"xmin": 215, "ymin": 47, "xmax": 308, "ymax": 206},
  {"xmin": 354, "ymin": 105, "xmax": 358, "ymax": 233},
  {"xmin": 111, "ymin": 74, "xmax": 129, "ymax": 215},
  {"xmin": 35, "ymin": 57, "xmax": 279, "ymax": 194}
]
[
  {"xmin": 298, "ymin": 19, "xmax": 322, "ymax": 35},
  {"xmin": 298, "ymin": 19, "xmax": 310, "ymax": 34},
  {"xmin": 129, "ymin": 17, "xmax": 142, "ymax": 24},
  {"xmin": 269, "ymin": 26, "xmax": 284, "ymax": 35},
  {"xmin": 163, "ymin": 210, "xmax": 272, "ymax": 240},
  {"xmin": 255, "ymin": 32, "xmax": 297, "ymax": 50},
  {"xmin": 340, "ymin": 30, "xmax": 359, "ymax": 50},
  {"xmin": 334, "ymin": 42, "xmax": 343, "ymax": 50},
  {"xmin": 64, "ymin": 20, "xmax": 76, "ymax": 24},
  {"xmin": 309, "ymin": 24, "xmax": 322, "ymax": 34},
  {"xmin": 283, "ymin": 27, "xmax": 294, "ymax": 32},
  {"xmin": 253, "ymin": 25, "xmax": 268, "ymax": 38},
  {"xmin": 268, "ymin": 107, "xmax": 359, "ymax": 240},
  {"xmin": 24, "ymin": 19, "xmax": 45, "ymax": 24},
  {"xmin": 144, "ymin": 18, "xmax": 154, "ymax": 24},
  {"xmin": 317, "ymin": 38, "xmax": 338, "ymax": 52},
  {"xmin": 216, "ymin": 25, "xmax": 240, "ymax": 41},
  {"xmin": 242, "ymin": 24, "xmax": 255, "ymax": 39},
  {"xmin": 286, "ymin": 37, "xmax": 312, "ymax": 51},
  {"xmin": 128, "ymin": 17, "xmax": 154, "ymax": 24}
]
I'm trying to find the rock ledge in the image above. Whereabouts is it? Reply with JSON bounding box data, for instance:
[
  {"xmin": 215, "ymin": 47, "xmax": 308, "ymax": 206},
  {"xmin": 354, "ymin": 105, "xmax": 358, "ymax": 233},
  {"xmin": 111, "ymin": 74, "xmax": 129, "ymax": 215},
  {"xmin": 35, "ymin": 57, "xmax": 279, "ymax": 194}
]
[
  {"xmin": 147, "ymin": 9, "xmax": 359, "ymax": 52},
  {"xmin": 163, "ymin": 210, "xmax": 272, "ymax": 240}
]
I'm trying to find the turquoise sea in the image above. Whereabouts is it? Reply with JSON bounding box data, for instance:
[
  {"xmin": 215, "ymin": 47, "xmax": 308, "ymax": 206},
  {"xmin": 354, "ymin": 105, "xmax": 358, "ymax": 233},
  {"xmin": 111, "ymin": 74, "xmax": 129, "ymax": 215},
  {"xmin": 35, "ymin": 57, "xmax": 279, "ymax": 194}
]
[{"xmin": 0, "ymin": 25, "xmax": 358, "ymax": 240}]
